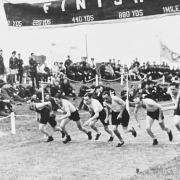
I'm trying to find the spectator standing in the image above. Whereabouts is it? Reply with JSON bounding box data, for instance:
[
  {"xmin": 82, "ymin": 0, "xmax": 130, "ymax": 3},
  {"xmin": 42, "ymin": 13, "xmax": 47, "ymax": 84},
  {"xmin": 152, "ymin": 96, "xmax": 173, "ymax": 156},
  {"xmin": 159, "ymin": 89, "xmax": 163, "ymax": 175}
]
[
  {"xmin": 0, "ymin": 50, "xmax": 5, "ymax": 80},
  {"xmin": 29, "ymin": 53, "xmax": 39, "ymax": 89},
  {"xmin": 9, "ymin": 51, "xmax": 18, "ymax": 85},
  {"xmin": 64, "ymin": 55, "xmax": 73, "ymax": 68},
  {"xmin": 17, "ymin": 53, "xmax": 24, "ymax": 84},
  {"xmin": 90, "ymin": 58, "xmax": 96, "ymax": 76}
]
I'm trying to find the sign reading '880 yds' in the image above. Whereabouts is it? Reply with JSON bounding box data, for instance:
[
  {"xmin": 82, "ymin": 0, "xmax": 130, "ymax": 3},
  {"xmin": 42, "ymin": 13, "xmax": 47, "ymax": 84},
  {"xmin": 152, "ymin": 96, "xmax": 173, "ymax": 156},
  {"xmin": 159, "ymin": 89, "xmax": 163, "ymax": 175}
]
[{"xmin": 3, "ymin": 0, "xmax": 180, "ymax": 27}]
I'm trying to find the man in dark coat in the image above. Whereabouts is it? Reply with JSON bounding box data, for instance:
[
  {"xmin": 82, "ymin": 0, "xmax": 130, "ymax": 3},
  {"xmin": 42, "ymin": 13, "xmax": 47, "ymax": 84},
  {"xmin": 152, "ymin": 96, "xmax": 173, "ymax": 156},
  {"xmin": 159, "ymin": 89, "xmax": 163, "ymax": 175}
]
[
  {"xmin": 0, "ymin": 50, "xmax": 5, "ymax": 80},
  {"xmin": 9, "ymin": 51, "xmax": 18, "ymax": 85},
  {"xmin": 29, "ymin": 53, "xmax": 39, "ymax": 89},
  {"xmin": 17, "ymin": 53, "xmax": 24, "ymax": 84},
  {"xmin": 64, "ymin": 55, "xmax": 73, "ymax": 68}
]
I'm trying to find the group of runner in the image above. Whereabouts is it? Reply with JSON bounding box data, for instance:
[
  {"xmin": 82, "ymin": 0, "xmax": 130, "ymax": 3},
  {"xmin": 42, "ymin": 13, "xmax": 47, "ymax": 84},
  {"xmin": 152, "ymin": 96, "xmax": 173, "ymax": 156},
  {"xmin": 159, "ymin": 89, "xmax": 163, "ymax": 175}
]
[{"xmin": 29, "ymin": 82, "xmax": 180, "ymax": 147}]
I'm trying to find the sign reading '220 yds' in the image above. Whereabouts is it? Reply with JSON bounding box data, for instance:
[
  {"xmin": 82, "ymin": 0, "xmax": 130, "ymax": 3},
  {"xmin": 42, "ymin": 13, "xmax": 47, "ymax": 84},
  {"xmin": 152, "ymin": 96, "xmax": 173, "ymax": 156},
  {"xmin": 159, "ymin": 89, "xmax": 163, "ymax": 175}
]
[{"xmin": 3, "ymin": 0, "xmax": 180, "ymax": 27}]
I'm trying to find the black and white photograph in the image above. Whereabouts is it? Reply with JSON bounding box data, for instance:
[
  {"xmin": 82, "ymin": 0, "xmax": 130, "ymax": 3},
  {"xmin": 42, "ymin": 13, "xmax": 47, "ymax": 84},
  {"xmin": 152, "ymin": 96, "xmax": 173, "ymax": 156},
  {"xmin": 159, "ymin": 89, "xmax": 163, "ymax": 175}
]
[{"xmin": 0, "ymin": 0, "xmax": 180, "ymax": 179}]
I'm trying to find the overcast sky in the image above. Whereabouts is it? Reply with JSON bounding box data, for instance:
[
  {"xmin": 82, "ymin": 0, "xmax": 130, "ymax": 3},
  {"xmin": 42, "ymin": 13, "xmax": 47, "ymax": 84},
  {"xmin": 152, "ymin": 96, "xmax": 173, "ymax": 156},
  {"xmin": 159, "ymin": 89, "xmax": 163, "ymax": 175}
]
[{"xmin": 1, "ymin": 1, "xmax": 180, "ymax": 68}]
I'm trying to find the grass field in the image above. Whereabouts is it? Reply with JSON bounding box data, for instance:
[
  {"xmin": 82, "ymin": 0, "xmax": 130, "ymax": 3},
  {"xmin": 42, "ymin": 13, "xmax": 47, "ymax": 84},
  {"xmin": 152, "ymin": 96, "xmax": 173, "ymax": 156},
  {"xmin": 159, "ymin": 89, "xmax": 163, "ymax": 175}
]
[{"xmin": 0, "ymin": 82, "xmax": 180, "ymax": 180}]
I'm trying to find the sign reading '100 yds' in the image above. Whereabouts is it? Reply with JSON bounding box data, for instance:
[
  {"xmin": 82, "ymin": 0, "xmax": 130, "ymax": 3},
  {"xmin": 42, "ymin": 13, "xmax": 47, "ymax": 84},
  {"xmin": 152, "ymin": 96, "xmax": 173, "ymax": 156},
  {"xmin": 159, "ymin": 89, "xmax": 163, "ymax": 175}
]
[{"xmin": 3, "ymin": 0, "xmax": 180, "ymax": 27}]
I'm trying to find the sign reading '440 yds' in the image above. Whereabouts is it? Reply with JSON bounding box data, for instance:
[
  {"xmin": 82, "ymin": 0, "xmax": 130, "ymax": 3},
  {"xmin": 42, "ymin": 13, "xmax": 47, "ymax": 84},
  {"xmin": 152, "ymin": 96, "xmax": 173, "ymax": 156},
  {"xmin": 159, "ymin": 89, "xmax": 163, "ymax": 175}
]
[{"xmin": 3, "ymin": 0, "xmax": 180, "ymax": 27}]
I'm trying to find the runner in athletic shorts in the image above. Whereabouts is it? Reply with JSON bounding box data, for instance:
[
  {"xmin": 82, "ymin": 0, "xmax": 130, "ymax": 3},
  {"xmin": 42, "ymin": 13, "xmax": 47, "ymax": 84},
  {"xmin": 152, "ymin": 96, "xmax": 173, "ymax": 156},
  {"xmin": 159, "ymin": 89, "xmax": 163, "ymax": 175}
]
[
  {"xmin": 83, "ymin": 92, "xmax": 114, "ymax": 141},
  {"xmin": 102, "ymin": 91, "xmax": 137, "ymax": 147},
  {"xmin": 167, "ymin": 82, "xmax": 180, "ymax": 132},
  {"xmin": 134, "ymin": 94, "xmax": 173, "ymax": 145},
  {"xmin": 54, "ymin": 93, "xmax": 92, "ymax": 144},
  {"xmin": 29, "ymin": 101, "xmax": 63, "ymax": 142}
]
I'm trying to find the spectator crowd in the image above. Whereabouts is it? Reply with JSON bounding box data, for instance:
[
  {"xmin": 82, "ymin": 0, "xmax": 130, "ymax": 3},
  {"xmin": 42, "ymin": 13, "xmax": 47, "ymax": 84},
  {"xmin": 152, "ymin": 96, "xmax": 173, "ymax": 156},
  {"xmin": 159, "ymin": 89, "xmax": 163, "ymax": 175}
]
[{"xmin": 0, "ymin": 49, "xmax": 180, "ymax": 117}]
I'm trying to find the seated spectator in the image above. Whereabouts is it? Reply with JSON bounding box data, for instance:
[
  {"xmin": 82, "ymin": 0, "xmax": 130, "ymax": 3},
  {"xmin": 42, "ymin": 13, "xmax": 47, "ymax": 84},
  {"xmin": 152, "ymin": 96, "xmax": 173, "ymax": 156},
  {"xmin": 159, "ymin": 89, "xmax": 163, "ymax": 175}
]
[
  {"xmin": 0, "ymin": 99, "xmax": 13, "ymax": 116},
  {"xmin": 0, "ymin": 83, "xmax": 13, "ymax": 116},
  {"xmin": 16, "ymin": 85, "xmax": 34, "ymax": 100},
  {"xmin": 66, "ymin": 63, "xmax": 77, "ymax": 80},
  {"xmin": 60, "ymin": 78, "xmax": 76, "ymax": 98},
  {"xmin": 50, "ymin": 80, "xmax": 61, "ymax": 97},
  {"xmin": 104, "ymin": 63, "xmax": 115, "ymax": 79},
  {"xmin": 104, "ymin": 83, "xmax": 116, "ymax": 95},
  {"xmin": 30, "ymin": 94, "xmax": 40, "ymax": 103}
]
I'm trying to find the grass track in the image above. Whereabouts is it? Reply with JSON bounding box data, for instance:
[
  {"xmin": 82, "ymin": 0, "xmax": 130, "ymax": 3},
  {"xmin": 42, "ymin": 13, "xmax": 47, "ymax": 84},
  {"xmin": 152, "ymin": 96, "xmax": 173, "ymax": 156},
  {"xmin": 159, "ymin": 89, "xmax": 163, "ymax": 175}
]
[{"xmin": 0, "ymin": 82, "xmax": 180, "ymax": 180}]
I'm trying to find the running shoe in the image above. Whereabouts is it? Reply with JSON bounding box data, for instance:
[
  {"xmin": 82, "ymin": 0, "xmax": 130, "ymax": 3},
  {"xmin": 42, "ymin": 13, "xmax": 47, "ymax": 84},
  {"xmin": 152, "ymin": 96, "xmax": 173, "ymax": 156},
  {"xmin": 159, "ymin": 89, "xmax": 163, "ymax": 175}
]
[
  {"xmin": 152, "ymin": 139, "xmax": 158, "ymax": 146},
  {"xmin": 61, "ymin": 131, "xmax": 66, "ymax": 138},
  {"xmin": 87, "ymin": 131, "xmax": 92, "ymax": 140},
  {"xmin": 108, "ymin": 136, "xmax": 114, "ymax": 142},
  {"xmin": 95, "ymin": 133, "xmax": 101, "ymax": 140},
  {"xmin": 47, "ymin": 136, "xmax": 54, "ymax": 142},
  {"xmin": 168, "ymin": 130, "xmax": 173, "ymax": 142},
  {"xmin": 63, "ymin": 135, "xmax": 71, "ymax": 144},
  {"xmin": 130, "ymin": 127, "xmax": 137, "ymax": 137},
  {"xmin": 116, "ymin": 141, "xmax": 124, "ymax": 147}
]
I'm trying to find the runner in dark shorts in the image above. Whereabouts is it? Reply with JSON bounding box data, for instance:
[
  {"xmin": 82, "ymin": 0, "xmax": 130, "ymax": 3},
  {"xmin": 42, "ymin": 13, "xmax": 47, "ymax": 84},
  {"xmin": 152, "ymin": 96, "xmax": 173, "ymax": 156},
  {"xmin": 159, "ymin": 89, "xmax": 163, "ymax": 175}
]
[
  {"xmin": 29, "ymin": 101, "xmax": 63, "ymax": 142},
  {"xmin": 54, "ymin": 93, "xmax": 92, "ymax": 144},
  {"xmin": 111, "ymin": 109, "xmax": 130, "ymax": 126},
  {"xmin": 102, "ymin": 91, "xmax": 137, "ymax": 147},
  {"xmin": 134, "ymin": 94, "xmax": 173, "ymax": 146},
  {"xmin": 147, "ymin": 109, "xmax": 164, "ymax": 121},
  {"xmin": 91, "ymin": 109, "xmax": 109, "ymax": 126},
  {"xmin": 83, "ymin": 92, "xmax": 114, "ymax": 141}
]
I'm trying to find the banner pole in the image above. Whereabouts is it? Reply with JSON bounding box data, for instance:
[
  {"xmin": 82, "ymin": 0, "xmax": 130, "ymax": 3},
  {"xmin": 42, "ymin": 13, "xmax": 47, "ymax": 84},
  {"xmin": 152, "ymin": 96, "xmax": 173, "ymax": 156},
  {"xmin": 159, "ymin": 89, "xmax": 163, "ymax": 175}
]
[
  {"xmin": 95, "ymin": 74, "xmax": 99, "ymax": 86},
  {"xmin": 42, "ymin": 84, "xmax": 44, "ymax": 102},
  {"xmin": 126, "ymin": 73, "xmax": 130, "ymax": 113},
  {"xmin": 121, "ymin": 74, "xmax": 123, "ymax": 85},
  {"xmin": 162, "ymin": 75, "xmax": 165, "ymax": 85},
  {"xmin": 85, "ymin": 34, "xmax": 88, "ymax": 61}
]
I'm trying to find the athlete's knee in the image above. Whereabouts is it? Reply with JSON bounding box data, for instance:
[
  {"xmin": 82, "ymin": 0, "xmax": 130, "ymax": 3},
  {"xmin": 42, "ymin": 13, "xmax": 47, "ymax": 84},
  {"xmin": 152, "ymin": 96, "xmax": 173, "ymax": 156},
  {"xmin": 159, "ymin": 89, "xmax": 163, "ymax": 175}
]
[
  {"xmin": 113, "ymin": 126, "xmax": 118, "ymax": 132},
  {"xmin": 160, "ymin": 125, "xmax": 166, "ymax": 130},
  {"xmin": 89, "ymin": 122, "xmax": 95, "ymax": 127},
  {"xmin": 60, "ymin": 124, "xmax": 65, "ymax": 130},
  {"xmin": 146, "ymin": 127, "xmax": 151, "ymax": 133},
  {"xmin": 77, "ymin": 124, "xmax": 83, "ymax": 131},
  {"xmin": 104, "ymin": 125, "xmax": 109, "ymax": 131},
  {"xmin": 175, "ymin": 123, "xmax": 180, "ymax": 129},
  {"xmin": 39, "ymin": 124, "xmax": 45, "ymax": 132}
]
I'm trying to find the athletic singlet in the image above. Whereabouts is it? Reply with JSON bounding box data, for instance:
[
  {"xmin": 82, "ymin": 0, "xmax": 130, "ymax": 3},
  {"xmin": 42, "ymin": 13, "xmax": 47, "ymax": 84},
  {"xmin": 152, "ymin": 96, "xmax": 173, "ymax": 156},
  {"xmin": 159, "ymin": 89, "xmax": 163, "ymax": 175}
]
[
  {"xmin": 171, "ymin": 92, "xmax": 180, "ymax": 115},
  {"xmin": 85, "ymin": 98, "xmax": 103, "ymax": 113},
  {"xmin": 142, "ymin": 98, "xmax": 161, "ymax": 112},
  {"xmin": 60, "ymin": 99, "xmax": 76, "ymax": 113},
  {"xmin": 174, "ymin": 96, "xmax": 180, "ymax": 116},
  {"xmin": 104, "ymin": 96, "xmax": 125, "ymax": 113}
]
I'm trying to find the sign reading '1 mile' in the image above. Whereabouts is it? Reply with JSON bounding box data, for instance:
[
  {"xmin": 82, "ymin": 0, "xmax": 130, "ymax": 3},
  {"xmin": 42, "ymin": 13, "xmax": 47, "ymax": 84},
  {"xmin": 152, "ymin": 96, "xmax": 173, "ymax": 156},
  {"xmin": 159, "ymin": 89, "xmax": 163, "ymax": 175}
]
[{"xmin": 3, "ymin": 0, "xmax": 180, "ymax": 27}]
